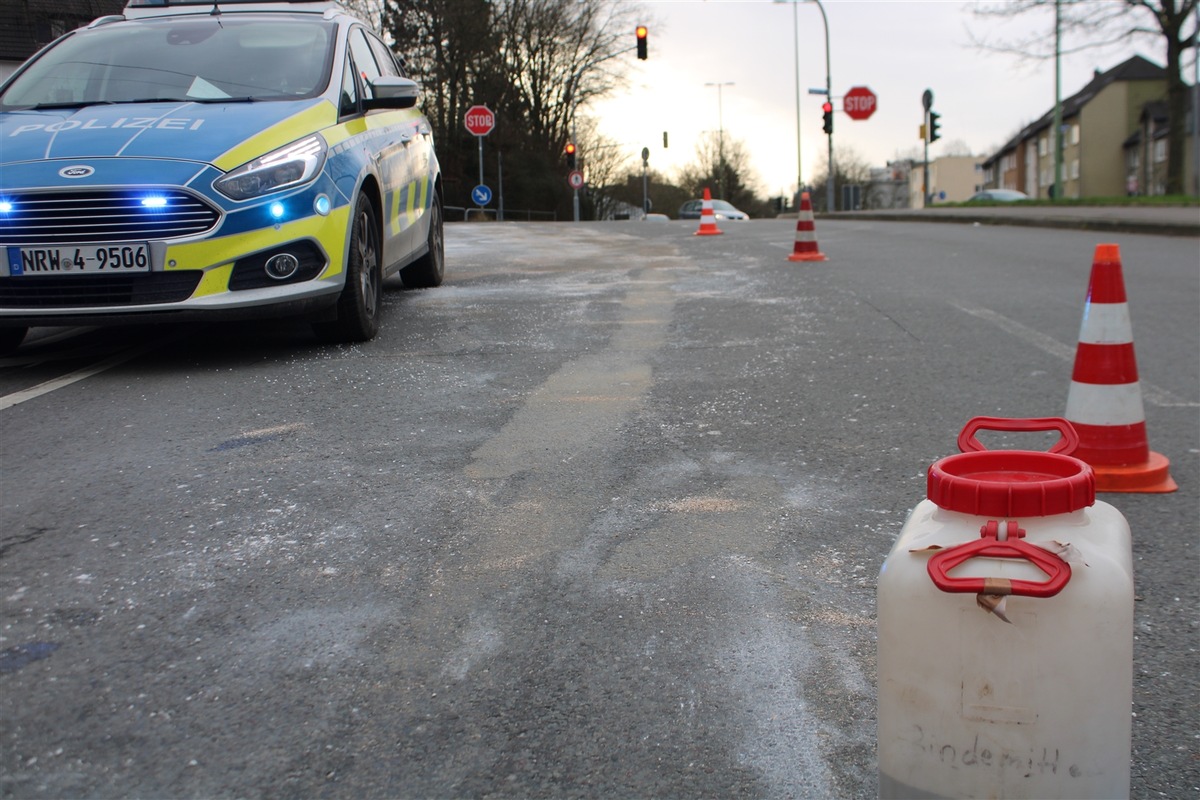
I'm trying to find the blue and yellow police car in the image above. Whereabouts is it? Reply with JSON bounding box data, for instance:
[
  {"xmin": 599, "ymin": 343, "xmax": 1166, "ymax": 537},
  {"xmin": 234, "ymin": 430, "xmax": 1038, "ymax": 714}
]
[{"xmin": 0, "ymin": 0, "xmax": 443, "ymax": 350}]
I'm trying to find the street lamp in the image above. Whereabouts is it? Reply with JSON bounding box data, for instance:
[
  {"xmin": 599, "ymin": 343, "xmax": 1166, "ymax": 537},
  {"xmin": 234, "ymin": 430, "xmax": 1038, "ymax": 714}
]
[
  {"xmin": 775, "ymin": 0, "xmax": 832, "ymax": 212},
  {"xmin": 775, "ymin": 0, "xmax": 803, "ymax": 204},
  {"xmin": 811, "ymin": 0, "xmax": 833, "ymax": 213},
  {"xmin": 705, "ymin": 81, "xmax": 735, "ymax": 199}
]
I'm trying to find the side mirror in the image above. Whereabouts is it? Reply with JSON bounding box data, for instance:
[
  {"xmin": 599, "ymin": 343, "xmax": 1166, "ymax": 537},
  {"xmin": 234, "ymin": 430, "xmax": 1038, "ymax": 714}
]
[{"xmin": 365, "ymin": 76, "xmax": 419, "ymax": 110}]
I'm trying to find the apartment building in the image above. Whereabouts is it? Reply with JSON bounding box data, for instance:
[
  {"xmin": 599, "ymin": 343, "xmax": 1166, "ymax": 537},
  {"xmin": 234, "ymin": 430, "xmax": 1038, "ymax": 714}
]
[{"xmin": 980, "ymin": 55, "xmax": 1196, "ymax": 199}]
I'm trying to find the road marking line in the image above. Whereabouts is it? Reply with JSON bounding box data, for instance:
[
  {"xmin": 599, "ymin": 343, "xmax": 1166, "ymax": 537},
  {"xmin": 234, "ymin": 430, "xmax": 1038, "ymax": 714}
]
[
  {"xmin": 954, "ymin": 304, "xmax": 1197, "ymax": 408},
  {"xmin": 0, "ymin": 343, "xmax": 158, "ymax": 411}
]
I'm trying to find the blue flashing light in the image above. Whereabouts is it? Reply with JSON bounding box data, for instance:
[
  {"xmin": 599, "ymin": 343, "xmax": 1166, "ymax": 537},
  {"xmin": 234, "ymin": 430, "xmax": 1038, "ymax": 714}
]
[
  {"xmin": 314, "ymin": 194, "xmax": 331, "ymax": 216},
  {"xmin": 269, "ymin": 202, "xmax": 286, "ymax": 220},
  {"xmin": 141, "ymin": 195, "xmax": 168, "ymax": 209},
  {"xmin": 0, "ymin": 200, "xmax": 12, "ymax": 214}
]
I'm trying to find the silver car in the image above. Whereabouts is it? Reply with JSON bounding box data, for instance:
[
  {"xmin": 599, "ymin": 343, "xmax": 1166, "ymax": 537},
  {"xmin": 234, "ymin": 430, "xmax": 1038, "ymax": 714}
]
[{"xmin": 678, "ymin": 199, "xmax": 749, "ymax": 220}]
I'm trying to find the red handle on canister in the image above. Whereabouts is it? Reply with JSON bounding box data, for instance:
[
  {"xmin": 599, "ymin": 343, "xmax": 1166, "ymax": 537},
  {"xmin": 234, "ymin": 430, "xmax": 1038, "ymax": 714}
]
[
  {"xmin": 956, "ymin": 416, "xmax": 1080, "ymax": 456},
  {"xmin": 927, "ymin": 520, "xmax": 1072, "ymax": 598}
]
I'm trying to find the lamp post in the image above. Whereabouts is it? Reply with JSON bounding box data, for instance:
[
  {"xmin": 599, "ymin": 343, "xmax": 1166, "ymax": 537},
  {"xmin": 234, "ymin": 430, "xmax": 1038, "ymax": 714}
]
[
  {"xmin": 775, "ymin": 0, "xmax": 832, "ymax": 211},
  {"xmin": 788, "ymin": 1, "xmax": 802, "ymax": 201},
  {"xmin": 811, "ymin": 0, "xmax": 833, "ymax": 213},
  {"xmin": 705, "ymin": 81, "xmax": 735, "ymax": 199}
]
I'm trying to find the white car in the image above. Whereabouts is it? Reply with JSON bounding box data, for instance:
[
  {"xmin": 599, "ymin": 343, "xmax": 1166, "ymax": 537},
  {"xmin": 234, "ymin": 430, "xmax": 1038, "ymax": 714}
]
[
  {"xmin": 678, "ymin": 199, "xmax": 749, "ymax": 220},
  {"xmin": 966, "ymin": 189, "xmax": 1030, "ymax": 203}
]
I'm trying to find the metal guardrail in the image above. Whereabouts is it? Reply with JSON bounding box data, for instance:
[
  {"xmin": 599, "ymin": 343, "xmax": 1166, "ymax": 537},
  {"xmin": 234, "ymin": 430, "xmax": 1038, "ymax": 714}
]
[{"xmin": 444, "ymin": 206, "xmax": 557, "ymax": 222}]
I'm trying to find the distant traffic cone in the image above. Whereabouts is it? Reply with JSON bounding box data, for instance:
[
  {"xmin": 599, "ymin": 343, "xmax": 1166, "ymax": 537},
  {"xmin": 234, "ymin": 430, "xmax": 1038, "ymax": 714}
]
[
  {"xmin": 787, "ymin": 192, "xmax": 827, "ymax": 262},
  {"xmin": 1064, "ymin": 243, "xmax": 1176, "ymax": 492},
  {"xmin": 694, "ymin": 187, "xmax": 723, "ymax": 236}
]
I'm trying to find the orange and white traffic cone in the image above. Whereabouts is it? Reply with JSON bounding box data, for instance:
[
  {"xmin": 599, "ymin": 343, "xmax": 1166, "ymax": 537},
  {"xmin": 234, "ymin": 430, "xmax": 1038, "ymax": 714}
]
[
  {"xmin": 1064, "ymin": 243, "xmax": 1176, "ymax": 492},
  {"xmin": 787, "ymin": 191, "xmax": 826, "ymax": 262},
  {"xmin": 694, "ymin": 187, "xmax": 723, "ymax": 236}
]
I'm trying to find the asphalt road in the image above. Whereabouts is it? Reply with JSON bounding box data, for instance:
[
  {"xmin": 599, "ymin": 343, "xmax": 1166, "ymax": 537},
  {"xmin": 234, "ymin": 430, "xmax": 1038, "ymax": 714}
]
[{"xmin": 1, "ymin": 219, "xmax": 1196, "ymax": 799}]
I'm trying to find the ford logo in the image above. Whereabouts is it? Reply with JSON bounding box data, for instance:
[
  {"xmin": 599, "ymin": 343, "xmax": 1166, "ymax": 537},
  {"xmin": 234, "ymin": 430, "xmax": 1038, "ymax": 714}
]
[{"xmin": 59, "ymin": 165, "xmax": 95, "ymax": 179}]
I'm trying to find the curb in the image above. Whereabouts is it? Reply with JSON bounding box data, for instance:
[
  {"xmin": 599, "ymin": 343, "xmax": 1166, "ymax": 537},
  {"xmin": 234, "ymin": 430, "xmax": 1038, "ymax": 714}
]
[{"xmin": 813, "ymin": 211, "xmax": 1200, "ymax": 238}]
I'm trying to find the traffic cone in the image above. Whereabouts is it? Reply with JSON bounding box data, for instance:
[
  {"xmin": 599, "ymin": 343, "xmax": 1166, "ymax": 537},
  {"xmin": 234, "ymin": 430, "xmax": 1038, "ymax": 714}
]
[
  {"xmin": 1064, "ymin": 243, "xmax": 1176, "ymax": 492},
  {"xmin": 694, "ymin": 187, "xmax": 723, "ymax": 236},
  {"xmin": 787, "ymin": 192, "xmax": 827, "ymax": 262}
]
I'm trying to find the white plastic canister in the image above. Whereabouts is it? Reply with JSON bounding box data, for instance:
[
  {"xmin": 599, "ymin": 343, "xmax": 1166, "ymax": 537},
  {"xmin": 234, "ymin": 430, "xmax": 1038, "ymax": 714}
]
[{"xmin": 877, "ymin": 417, "xmax": 1133, "ymax": 800}]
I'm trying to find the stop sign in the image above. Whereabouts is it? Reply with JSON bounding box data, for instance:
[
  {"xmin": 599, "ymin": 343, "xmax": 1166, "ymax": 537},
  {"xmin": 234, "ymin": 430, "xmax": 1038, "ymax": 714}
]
[
  {"xmin": 464, "ymin": 104, "xmax": 495, "ymax": 136},
  {"xmin": 843, "ymin": 86, "xmax": 877, "ymax": 121}
]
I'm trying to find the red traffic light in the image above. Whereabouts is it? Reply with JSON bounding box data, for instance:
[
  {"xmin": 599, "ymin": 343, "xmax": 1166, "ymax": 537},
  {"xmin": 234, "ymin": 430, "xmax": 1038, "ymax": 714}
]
[
  {"xmin": 821, "ymin": 101, "xmax": 833, "ymax": 113},
  {"xmin": 564, "ymin": 142, "xmax": 576, "ymax": 155},
  {"xmin": 636, "ymin": 26, "xmax": 648, "ymax": 60}
]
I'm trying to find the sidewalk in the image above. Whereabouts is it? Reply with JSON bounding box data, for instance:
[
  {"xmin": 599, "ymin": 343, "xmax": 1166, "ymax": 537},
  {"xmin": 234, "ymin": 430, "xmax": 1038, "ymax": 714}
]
[{"xmin": 817, "ymin": 205, "xmax": 1200, "ymax": 237}]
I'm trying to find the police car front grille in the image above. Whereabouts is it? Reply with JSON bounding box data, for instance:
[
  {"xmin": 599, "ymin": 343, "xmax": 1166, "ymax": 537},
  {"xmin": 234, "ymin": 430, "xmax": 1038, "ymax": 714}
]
[
  {"xmin": 0, "ymin": 272, "xmax": 203, "ymax": 308},
  {"xmin": 0, "ymin": 190, "xmax": 220, "ymax": 245}
]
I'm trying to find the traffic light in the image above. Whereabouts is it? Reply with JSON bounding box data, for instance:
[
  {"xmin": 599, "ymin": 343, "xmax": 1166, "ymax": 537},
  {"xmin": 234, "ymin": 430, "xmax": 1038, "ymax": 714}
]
[
  {"xmin": 564, "ymin": 142, "xmax": 577, "ymax": 170},
  {"xmin": 928, "ymin": 111, "xmax": 941, "ymax": 143},
  {"xmin": 636, "ymin": 26, "xmax": 648, "ymax": 60},
  {"xmin": 822, "ymin": 101, "xmax": 833, "ymax": 135}
]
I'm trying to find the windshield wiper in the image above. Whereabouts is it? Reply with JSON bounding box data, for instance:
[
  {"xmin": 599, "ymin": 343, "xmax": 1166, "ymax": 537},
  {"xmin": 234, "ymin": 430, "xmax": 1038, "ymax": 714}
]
[
  {"xmin": 23, "ymin": 100, "xmax": 118, "ymax": 110},
  {"xmin": 188, "ymin": 96, "xmax": 262, "ymax": 103},
  {"xmin": 9, "ymin": 95, "xmax": 266, "ymax": 111}
]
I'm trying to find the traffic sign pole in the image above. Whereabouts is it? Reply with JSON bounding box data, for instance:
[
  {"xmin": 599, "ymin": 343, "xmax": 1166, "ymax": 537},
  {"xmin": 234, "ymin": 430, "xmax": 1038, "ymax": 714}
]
[
  {"xmin": 464, "ymin": 105, "xmax": 496, "ymax": 209},
  {"xmin": 641, "ymin": 147, "xmax": 650, "ymax": 216},
  {"xmin": 922, "ymin": 89, "xmax": 933, "ymax": 208}
]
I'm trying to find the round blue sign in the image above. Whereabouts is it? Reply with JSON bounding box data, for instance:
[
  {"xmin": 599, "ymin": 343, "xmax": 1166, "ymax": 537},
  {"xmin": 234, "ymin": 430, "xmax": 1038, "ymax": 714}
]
[{"xmin": 472, "ymin": 185, "xmax": 493, "ymax": 206}]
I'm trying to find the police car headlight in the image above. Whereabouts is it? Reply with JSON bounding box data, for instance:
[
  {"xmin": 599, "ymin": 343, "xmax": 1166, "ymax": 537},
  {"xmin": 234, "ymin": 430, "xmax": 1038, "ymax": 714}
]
[{"xmin": 215, "ymin": 135, "xmax": 328, "ymax": 201}]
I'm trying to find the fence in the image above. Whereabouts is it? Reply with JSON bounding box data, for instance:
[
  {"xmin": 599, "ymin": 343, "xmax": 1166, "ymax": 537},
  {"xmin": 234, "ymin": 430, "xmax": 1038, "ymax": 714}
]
[{"xmin": 444, "ymin": 206, "xmax": 557, "ymax": 222}]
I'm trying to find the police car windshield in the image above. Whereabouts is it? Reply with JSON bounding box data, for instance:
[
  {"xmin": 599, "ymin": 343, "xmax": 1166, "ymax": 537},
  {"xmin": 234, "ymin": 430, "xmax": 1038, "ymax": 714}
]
[{"xmin": 1, "ymin": 16, "xmax": 335, "ymax": 110}]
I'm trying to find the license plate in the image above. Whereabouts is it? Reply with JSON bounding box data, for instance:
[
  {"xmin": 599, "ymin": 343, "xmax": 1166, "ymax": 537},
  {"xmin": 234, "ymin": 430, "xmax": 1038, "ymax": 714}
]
[{"xmin": 8, "ymin": 243, "xmax": 151, "ymax": 276}]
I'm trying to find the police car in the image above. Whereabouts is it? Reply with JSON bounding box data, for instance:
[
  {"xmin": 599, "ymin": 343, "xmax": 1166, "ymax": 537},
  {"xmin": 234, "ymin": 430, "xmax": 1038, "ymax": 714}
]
[{"xmin": 0, "ymin": 0, "xmax": 443, "ymax": 350}]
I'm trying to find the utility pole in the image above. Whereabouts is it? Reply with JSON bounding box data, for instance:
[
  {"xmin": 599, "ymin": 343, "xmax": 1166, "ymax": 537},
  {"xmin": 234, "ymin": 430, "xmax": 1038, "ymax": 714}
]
[
  {"xmin": 922, "ymin": 89, "xmax": 932, "ymax": 209},
  {"xmin": 705, "ymin": 82, "xmax": 734, "ymax": 199},
  {"xmin": 1053, "ymin": 0, "xmax": 1063, "ymax": 201},
  {"xmin": 641, "ymin": 147, "xmax": 650, "ymax": 217},
  {"xmin": 811, "ymin": 0, "xmax": 833, "ymax": 213}
]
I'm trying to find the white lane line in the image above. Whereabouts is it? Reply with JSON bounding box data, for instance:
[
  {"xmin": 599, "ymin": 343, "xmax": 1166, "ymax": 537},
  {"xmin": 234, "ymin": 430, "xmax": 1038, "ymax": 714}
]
[
  {"xmin": 953, "ymin": 304, "xmax": 1197, "ymax": 408},
  {"xmin": 0, "ymin": 342, "xmax": 158, "ymax": 411}
]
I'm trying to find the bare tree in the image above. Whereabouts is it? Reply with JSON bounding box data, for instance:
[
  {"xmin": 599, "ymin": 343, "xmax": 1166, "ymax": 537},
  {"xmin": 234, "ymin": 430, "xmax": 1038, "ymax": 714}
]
[
  {"xmin": 380, "ymin": 0, "xmax": 640, "ymax": 215},
  {"xmin": 971, "ymin": 0, "xmax": 1198, "ymax": 195},
  {"xmin": 494, "ymin": 0, "xmax": 637, "ymax": 153},
  {"xmin": 676, "ymin": 131, "xmax": 763, "ymax": 211},
  {"xmin": 808, "ymin": 146, "xmax": 873, "ymax": 212},
  {"xmin": 569, "ymin": 116, "xmax": 634, "ymax": 219},
  {"xmin": 337, "ymin": 0, "xmax": 388, "ymax": 29}
]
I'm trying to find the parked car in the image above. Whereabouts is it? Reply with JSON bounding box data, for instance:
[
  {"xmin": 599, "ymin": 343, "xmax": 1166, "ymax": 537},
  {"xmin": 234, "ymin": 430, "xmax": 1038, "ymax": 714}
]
[
  {"xmin": 965, "ymin": 189, "xmax": 1030, "ymax": 203},
  {"xmin": 0, "ymin": 0, "xmax": 443, "ymax": 352},
  {"xmin": 678, "ymin": 199, "xmax": 749, "ymax": 220}
]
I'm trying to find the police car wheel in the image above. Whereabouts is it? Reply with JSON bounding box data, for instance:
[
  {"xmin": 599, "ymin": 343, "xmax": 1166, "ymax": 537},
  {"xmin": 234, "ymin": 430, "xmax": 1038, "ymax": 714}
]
[
  {"xmin": 314, "ymin": 193, "xmax": 382, "ymax": 343},
  {"xmin": 401, "ymin": 189, "xmax": 444, "ymax": 289},
  {"xmin": 0, "ymin": 327, "xmax": 28, "ymax": 354}
]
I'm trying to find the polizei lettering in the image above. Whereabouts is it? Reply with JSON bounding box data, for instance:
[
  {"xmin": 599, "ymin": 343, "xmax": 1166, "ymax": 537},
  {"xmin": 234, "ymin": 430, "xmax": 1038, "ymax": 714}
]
[{"xmin": 8, "ymin": 118, "xmax": 206, "ymax": 136}]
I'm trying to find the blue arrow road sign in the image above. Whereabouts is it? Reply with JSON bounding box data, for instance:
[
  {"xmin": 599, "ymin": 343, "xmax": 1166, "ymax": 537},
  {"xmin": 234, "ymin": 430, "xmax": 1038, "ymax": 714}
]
[{"xmin": 472, "ymin": 185, "xmax": 493, "ymax": 206}]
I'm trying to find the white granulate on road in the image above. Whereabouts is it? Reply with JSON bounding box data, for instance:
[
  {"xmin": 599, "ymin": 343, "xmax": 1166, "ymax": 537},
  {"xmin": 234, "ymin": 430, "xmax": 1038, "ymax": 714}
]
[{"xmin": 720, "ymin": 555, "xmax": 839, "ymax": 799}]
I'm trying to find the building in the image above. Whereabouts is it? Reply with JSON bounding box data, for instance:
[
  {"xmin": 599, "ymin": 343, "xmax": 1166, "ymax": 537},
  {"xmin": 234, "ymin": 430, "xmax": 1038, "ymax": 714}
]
[
  {"xmin": 980, "ymin": 55, "xmax": 1196, "ymax": 199},
  {"xmin": 1121, "ymin": 98, "xmax": 1199, "ymax": 197},
  {"xmin": 865, "ymin": 156, "xmax": 984, "ymax": 210},
  {"xmin": 0, "ymin": 0, "xmax": 125, "ymax": 84},
  {"xmin": 923, "ymin": 155, "xmax": 986, "ymax": 206}
]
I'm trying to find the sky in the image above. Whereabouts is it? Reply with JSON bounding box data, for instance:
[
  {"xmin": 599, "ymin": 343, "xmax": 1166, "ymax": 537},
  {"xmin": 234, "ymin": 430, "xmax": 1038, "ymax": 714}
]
[{"xmin": 590, "ymin": 0, "xmax": 1189, "ymax": 197}]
